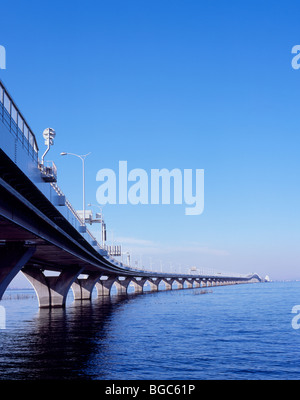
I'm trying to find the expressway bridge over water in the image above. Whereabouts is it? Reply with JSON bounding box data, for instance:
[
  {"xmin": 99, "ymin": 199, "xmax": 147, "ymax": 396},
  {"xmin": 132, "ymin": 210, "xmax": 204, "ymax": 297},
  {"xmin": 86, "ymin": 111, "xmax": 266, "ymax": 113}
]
[{"xmin": 0, "ymin": 80, "xmax": 262, "ymax": 308}]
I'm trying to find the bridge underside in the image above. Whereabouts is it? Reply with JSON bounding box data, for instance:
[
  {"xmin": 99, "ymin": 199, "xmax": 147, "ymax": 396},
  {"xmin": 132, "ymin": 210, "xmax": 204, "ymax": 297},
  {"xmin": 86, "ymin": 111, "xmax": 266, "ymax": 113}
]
[{"xmin": 0, "ymin": 214, "xmax": 100, "ymax": 272}]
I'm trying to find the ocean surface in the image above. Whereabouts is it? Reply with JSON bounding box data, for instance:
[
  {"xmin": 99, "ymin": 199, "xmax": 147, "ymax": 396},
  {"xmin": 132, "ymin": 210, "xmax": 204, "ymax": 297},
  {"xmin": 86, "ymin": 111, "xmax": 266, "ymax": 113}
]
[{"xmin": 1, "ymin": 281, "xmax": 300, "ymax": 380}]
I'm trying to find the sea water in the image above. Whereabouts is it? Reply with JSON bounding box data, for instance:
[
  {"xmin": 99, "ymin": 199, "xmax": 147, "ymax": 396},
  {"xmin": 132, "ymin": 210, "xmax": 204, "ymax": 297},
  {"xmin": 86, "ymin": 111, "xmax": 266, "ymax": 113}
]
[{"xmin": 0, "ymin": 281, "xmax": 300, "ymax": 380}]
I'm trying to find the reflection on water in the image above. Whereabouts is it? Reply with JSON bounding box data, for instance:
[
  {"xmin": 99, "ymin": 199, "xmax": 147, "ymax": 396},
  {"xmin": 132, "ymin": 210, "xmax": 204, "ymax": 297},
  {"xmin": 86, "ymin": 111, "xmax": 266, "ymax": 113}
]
[{"xmin": 0, "ymin": 293, "xmax": 138, "ymax": 379}]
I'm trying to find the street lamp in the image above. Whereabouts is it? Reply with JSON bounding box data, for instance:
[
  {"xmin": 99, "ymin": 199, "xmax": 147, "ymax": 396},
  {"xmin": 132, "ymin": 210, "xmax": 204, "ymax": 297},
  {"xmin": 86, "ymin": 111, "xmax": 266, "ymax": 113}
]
[{"xmin": 60, "ymin": 152, "xmax": 91, "ymax": 225}]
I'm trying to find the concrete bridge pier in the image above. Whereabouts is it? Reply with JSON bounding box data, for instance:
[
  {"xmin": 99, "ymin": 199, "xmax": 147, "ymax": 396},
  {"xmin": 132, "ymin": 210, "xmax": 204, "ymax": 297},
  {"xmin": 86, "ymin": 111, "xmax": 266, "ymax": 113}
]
[
  {"xmin": 71, "ymin": 272, "xmax": 102, "ymax": 300},
  {"xmin": 115, "ymin": 277, "xmax": 132, "ymax": 295},
  {"xmin": 201, "ymin": 280, "xmax": 207, "ymax": 287},
  {"xmin": 163, "ymin": 278, "xmax": 174, "ymax": 290},
  {"xmin": 185, "ymin": 279, "xmax": 193, "ymax": 289},
  {"xmin": 131, "ymin": 278, "xmax": 146, "ymax": 294},
  {"xmin": 194, "ymin": 279, "xmax": 201, "ymax": 288},
  {"xmin": 22, "ymin": 265, "xmax": 83, "ymax": 308},
  {"xmin": 0, "ymin": 242, "xmax": 36, "ymax": 300},
  {"xmin": 149, "ymin": 278, "xmax": 161, "ymax": 292},
  {"xmin": 95, "ymin": 276, "xmax": 116, "ymax": 296},
  {"xmin": 175, "ymin": 279, "xmax": 184, "ymax": 289}
]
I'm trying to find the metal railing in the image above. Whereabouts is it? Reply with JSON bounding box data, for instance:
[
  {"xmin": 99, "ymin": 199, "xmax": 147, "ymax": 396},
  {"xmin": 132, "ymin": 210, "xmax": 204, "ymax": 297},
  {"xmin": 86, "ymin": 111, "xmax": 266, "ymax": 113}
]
[
  {"xmin": 105, "ymin": 245, "xmax": 122, "ymax": 257},
  {"xmin": 50, "ymin": 183, "xmax": 124, "ymax": 257},
  {"xmin": 0, "ymin": 80, "xmax": 39, "ymax": 163},
  {"xmin": 50, "ymin": 182, "xmax": 103, "ymax": 249}
]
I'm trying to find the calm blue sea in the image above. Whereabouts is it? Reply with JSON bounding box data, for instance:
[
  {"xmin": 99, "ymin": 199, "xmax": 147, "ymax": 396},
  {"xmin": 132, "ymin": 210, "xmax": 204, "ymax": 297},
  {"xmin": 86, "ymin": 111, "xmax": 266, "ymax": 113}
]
[{"xmin": 0, "ymin": 281, "xmax": 300, "ymax": 380}]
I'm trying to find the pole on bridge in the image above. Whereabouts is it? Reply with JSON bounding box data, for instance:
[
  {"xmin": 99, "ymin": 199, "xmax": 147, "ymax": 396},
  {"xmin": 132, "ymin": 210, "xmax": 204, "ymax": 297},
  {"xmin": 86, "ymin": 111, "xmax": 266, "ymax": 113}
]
[{"xmin": 60, "ymin": 152, "xmax": 91, "ymax": 225}]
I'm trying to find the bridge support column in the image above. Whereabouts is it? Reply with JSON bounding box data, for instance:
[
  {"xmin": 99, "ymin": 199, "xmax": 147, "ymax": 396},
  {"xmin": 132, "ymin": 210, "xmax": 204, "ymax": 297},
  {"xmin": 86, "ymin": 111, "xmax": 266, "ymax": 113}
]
[
  {"xmin": 72, "ymin": 272, "xmax": 102, "ymax": 300},
  {"xmin": 131, "ymin": 278, "xmax": 146, "ymax": 294},
  {"xmin": 22, "ymin": 266, "xmax": 83, "ymax": 308},
  {"xmin": 149, "ymin": 278, "xmax": 161, "ymax": 292},
  {"xmin": 0, "ymin": 243, "xmax": 35, "ymax": 300},
  {"xmin": 185, "ymin": 279, "xmax": 193, "ymax": 289},
  {"xmin": 163, "ymin": 278, "xmax": 174, "ymax": 290},
  {"xmin": 115, "ymin": 277, "xmax": 132, "ymax": 295},
  {"xmin": 201, "ymin": 280, "xmax": 207, "ymax": 287},
  {"xmin": 175, "ymin": 279, "xmax": 184, "ymax": 290},
  {"xmin": 194, "ymin": 280, "xmax": 200, "ymax": 288},
  {"xmin": 95, "ymin": 276, "xmax": 116, "ymax": 296}
]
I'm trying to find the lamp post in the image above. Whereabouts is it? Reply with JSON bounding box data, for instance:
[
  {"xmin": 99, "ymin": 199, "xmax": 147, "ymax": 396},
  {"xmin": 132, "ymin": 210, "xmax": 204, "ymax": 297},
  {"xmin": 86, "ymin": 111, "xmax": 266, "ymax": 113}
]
[{"xmin": 60, "ymin": 152, "xmax": 91, "ymax": 225}]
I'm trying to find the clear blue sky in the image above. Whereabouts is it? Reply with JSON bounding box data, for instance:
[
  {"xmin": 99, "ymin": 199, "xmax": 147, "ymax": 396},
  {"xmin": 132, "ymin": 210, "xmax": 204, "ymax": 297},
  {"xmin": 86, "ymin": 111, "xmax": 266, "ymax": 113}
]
[{"xmin": 1, "ymin": 0, "xmax": 299, "ymax": 280}]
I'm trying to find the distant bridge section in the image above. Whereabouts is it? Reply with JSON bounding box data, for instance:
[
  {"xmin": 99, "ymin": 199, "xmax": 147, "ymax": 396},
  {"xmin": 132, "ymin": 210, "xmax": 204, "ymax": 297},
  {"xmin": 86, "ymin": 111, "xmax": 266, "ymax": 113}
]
[{"xmin": 0, "ymin": 80, "xmax": 262, "ymax": 308}]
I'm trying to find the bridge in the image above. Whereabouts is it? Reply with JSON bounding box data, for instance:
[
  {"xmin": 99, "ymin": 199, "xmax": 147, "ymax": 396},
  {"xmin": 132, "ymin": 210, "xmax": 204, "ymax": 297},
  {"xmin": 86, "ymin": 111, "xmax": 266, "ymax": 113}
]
[{"xmin": 0, "ymin": 80, "xmax": 262, "ymax": 308}]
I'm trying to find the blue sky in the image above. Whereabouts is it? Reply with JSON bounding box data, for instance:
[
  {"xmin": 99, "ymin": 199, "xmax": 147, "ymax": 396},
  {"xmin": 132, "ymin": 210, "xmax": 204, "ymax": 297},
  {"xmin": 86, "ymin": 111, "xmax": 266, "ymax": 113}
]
[{"xmin": 0, "ymin": 0, "xmax": 299, "ymax": 280}]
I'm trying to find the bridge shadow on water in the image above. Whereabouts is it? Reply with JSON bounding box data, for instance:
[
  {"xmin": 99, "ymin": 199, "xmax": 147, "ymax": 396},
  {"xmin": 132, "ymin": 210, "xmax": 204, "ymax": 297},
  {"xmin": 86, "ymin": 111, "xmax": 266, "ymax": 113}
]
[{"xmin": 2, "ymin": 293, "xmax": 145, "ymax": 380}]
